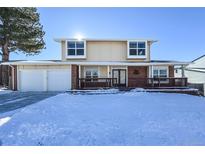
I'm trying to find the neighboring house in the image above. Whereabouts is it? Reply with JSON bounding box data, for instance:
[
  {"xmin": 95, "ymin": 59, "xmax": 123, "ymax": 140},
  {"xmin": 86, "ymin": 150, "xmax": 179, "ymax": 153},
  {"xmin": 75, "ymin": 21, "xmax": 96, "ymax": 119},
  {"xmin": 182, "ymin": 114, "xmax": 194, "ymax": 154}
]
[
  {"xmin": 1, "ymin": 38, "xmax": 189, "ymax": 91},
  {"xmin": 175, "ymin": 55, "xmax": 205, "ymax": 84},
  {"xmin": 175, "ymin": 55, "xmax": 205, "ymax": 95}
]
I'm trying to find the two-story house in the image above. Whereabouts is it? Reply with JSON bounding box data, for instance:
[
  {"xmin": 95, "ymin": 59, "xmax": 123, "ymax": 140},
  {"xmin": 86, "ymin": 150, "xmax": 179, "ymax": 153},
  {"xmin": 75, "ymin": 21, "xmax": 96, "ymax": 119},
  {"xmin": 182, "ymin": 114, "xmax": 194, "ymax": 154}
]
[{"xmin": 2, "ymin": 38, "xmax": 189, "ymax": 91}]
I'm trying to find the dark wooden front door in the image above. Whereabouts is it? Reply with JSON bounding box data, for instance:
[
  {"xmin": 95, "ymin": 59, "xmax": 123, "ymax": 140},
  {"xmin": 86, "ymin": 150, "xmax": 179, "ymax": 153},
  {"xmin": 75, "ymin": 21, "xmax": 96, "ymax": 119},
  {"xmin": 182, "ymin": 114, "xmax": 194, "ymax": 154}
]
[{"xmin": 112, "ymin": 69, "xmax": 126, "ymax": 87}]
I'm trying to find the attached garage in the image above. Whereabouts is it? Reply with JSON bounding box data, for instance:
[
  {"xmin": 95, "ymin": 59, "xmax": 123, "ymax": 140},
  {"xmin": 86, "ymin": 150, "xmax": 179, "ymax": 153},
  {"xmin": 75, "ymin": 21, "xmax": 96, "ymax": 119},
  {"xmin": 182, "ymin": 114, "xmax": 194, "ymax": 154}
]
[
  {"xmin": 18, "ymin": 65, "xmax": 71, "ymax": 91},
  {"xmin": 19, "ymin": 70, "xmax": 46, "ymax": 91},
  {"xmin": 47, "ymin": 70, "xmax": 71, "ymax": 91}
]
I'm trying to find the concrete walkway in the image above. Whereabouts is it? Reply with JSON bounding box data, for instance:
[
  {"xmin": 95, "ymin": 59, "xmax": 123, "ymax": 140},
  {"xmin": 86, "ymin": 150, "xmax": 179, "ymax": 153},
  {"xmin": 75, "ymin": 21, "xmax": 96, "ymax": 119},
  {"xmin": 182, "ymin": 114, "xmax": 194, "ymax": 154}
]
[{"xmin": 0, "ymin": 92, "xmax": 59, "ymax": 113}]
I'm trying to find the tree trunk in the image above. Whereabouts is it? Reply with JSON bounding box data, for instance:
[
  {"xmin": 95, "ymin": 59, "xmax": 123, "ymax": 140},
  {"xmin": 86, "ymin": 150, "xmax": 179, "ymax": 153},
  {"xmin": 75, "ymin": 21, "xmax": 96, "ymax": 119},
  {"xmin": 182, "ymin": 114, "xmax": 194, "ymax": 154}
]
[{"xmin": 1, "ymin": 40, "xmax": 10, "ymax": 87}]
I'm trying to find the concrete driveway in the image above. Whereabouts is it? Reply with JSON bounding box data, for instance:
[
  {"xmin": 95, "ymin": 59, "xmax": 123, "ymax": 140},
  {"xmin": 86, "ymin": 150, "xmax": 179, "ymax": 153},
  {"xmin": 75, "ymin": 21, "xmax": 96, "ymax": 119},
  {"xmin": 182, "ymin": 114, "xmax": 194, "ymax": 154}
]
[{"xmin": 0, "ymin": 92, "xmax": 59, "ymax": 113}]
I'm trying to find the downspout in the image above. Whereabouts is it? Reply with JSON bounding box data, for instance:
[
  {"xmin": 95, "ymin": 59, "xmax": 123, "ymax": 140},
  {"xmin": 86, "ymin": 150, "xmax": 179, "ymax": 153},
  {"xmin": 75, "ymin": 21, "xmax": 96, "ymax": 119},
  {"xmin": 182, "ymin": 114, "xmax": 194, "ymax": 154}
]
[
  {"xmin": 8, "ymin": 64, "xmax": 15, "ymax": 90},
  {"xmin": 181, "ymin": 65, "xmax": 185, "ymax": 78}
]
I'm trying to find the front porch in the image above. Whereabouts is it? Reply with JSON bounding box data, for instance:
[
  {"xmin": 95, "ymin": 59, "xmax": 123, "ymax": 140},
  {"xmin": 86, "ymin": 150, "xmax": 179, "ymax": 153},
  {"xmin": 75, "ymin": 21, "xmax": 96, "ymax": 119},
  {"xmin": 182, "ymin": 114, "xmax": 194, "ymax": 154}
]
[
  {"xmin": 72, "ymin": 64, "xmax": 188, "ymax": 90},
  {"xmin": 77, "ymin": 77, "xmax": 188, "ymax": 89}
]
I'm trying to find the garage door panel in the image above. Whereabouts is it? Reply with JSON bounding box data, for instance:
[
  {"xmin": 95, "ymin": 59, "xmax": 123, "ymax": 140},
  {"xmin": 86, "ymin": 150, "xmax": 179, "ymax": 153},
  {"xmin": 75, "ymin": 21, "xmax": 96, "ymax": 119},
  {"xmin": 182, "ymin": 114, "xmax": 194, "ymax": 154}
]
[
  {"xmin": 20, "ymin": 70, "xmax": 45, "ymax": 91},
  {"xmin": 47, "ymin": 70, "xmax": 71, "ymax": 91},
  {"xmin": 19, "ymin": 67, "xmax": 71, "ymax": 91}
]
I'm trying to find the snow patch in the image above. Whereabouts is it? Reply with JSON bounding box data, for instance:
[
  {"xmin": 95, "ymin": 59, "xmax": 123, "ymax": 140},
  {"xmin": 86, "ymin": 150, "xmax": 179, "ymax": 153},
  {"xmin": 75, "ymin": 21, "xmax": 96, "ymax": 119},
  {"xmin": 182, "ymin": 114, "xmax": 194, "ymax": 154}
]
[
  {"xmin": 130, "ymin": 88, "xmax": 146, "ymax": 92},
  {"xmin": 87, "ymin": 88, "xmax": 119, "ymax": 94},
  {"xmin": 0, "ymin": 117, "xmax": 11, "ymax": 126},
  {"xmin": 0, "ymin": 88, "xmax": 12, "ymax": 95},
  {"xmin": 69, "ymin": 88, "xmax": 120, "ymax": 94}
]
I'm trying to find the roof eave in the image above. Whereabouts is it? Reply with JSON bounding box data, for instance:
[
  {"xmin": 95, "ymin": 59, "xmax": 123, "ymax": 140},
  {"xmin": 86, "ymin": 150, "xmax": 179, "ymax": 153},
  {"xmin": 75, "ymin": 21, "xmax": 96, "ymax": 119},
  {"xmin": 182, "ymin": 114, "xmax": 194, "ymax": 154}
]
[
  {"xmin": 0, "ymin": 61, "xmax": 191, "ymax": 66},
  {"xmin": 54, "ymin": 38, "xmax": 158, "ymax": 43}
]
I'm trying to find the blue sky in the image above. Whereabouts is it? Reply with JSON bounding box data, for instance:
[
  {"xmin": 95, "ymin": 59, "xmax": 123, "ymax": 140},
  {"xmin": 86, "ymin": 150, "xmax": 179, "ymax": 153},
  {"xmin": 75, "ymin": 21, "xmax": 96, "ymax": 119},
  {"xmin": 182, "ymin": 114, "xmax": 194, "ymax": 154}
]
[{"xmin": 10, "ymin": 8, "xmax": 205, "ymax": 61}]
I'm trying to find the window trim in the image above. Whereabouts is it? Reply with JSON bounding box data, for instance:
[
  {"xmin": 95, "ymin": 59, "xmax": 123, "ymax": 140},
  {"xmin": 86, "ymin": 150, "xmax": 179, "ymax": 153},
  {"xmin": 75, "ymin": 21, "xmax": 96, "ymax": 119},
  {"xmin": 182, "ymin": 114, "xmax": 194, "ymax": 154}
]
[
  {"xmin": 84, "ymin": 67, "xmax": 100, "ymax": 81},
  {"xmin": 151, "ymin": 66, "xmax": 169, "ymax": 83},
  {"xmin": 127, "ymin": 40, "xmax": 147, "ymax": 59},
  {"xmin": 66, "ymin": 40, "xmax": 86, "ymax": 59}
]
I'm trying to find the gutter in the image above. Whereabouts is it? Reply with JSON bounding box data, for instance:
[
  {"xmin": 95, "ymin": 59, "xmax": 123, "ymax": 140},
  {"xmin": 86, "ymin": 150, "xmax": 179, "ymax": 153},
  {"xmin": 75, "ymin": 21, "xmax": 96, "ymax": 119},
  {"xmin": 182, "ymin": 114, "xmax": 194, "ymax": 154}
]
[
  {"xmin": 184, "ymin": 68, "xmax": 205, "ymax": 74},
  {"xmin": 0, "ymin": 61, "xmax": 191, "ymax": 66}
]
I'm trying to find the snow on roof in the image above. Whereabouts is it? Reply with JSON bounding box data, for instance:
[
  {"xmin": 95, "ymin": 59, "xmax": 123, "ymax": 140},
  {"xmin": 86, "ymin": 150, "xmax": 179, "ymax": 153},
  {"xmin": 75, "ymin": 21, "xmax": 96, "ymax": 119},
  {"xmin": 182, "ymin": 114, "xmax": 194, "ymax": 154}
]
[
  {"xmin": 1, "ymin": 60, "xmax": 190, "ymax": 66},
  {"xmin": 54, "ymin": 38, "xmax": 158, "ymax": 43}
]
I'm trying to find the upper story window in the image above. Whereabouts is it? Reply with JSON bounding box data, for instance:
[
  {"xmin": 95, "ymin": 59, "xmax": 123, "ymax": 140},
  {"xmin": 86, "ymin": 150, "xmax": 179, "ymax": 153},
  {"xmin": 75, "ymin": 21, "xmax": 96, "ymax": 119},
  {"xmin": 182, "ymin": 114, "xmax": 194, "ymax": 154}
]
[
  {"xmin": 127, "ymin": 41, "xmax": 147, "ymax": 58},
  {"xmin": 66, "ymin": 40, "xmax": 86, "ymax": 58}
]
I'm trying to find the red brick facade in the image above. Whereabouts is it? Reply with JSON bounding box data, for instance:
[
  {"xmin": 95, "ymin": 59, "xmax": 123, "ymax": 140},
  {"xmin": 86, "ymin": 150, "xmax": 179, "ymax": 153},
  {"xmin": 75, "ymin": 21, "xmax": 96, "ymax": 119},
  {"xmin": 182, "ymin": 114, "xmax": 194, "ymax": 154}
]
[
  {"xmin": 169, "ymin": 65, "xmax": 174, "ymax": 77},
  {"xmin": 128, "ymin": 66, "xmax": 148, "ymax": 87},
  {"xmin": 128, "ymin": 65, "xmax": 175, "ymax": 88},
  {"xmin": 71, "ymin": 65, "xmax": 79, "ymax": 89}
]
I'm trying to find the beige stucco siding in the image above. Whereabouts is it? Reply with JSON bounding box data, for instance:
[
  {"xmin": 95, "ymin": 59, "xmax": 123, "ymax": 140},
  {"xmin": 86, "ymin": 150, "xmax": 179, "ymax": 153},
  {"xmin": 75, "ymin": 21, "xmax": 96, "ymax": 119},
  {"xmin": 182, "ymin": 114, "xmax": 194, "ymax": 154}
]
[
  {"xmin": 61, "ymin": 41, "xmax": 151, "ymax": 62},
  {"xmin": 86, "ymin": 41, "xmax": 127, "ymax": 61},
  {"xmin": 61, "ymin": 41, "xmax": 66, "ymax": 61},
  {"xmin": 99, "ymin": 66, "xmax": 107, "ymax": 77}
]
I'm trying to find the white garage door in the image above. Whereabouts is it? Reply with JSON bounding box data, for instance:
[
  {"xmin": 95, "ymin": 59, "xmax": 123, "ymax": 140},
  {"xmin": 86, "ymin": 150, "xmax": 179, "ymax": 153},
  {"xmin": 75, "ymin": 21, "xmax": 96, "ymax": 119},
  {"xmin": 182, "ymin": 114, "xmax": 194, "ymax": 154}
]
[
  {"xmin": 47, "ymin": 70, "xmax": 71, "ymax": 91},
  {"xmin": 19, "ymin": 70, "xmax": 46, "ymax": 91},
  {"xmin": 19, "ymin": 68, "xmax": 71, "ymax": 91}
]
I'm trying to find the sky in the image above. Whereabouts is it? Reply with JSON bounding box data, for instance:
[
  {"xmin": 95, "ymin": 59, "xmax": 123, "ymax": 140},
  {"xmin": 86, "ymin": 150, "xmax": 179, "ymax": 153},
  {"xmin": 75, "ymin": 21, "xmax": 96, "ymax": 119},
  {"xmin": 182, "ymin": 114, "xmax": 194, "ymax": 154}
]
[{"xmin": 10, "ymin": 7, "xmax": 205, "ymax": 62}]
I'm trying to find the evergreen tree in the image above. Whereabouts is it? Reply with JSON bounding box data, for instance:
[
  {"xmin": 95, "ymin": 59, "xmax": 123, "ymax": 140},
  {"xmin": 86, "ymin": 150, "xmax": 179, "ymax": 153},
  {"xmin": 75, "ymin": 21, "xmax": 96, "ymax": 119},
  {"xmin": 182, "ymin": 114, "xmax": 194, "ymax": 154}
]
[{"xmin": 0, "ymin": 7, "xmax": 45, "ymax": 86}]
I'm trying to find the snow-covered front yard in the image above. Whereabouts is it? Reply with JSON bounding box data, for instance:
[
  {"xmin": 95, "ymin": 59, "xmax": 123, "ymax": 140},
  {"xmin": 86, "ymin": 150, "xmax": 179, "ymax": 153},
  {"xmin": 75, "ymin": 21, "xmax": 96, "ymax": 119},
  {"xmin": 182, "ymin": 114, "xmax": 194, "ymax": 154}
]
[
  {"xmin": 0, "ymin": 87, "xmax": 12, "ymax": 95},
  {"xmin": 0, "ymin": 90, "xmax": 205, "ymax": 145}
]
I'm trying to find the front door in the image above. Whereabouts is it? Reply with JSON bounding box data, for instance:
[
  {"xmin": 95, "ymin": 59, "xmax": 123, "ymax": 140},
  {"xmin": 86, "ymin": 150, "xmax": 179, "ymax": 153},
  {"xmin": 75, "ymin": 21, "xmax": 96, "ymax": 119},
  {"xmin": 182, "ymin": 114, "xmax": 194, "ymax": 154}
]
[{"xmin": 112, "ymin": 69, "xmax": 126, "ymax": 87}]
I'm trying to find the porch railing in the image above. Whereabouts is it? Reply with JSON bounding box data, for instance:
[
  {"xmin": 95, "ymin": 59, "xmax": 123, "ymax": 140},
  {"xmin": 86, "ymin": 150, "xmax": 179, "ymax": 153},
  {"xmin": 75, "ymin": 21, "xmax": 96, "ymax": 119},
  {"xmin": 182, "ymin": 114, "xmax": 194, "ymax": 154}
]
[
  {"xmin": 78, "ymin": 77, "xmax": 188, "ymax": 89},
  {"xmin": 147, "ymin": 77, "xmax": 188, "ymax": 87},
  {"xmin": 129, "ymin": 77, "xmax": 188, "ymax": 88},
  {"xmin": 78, "ymin": 78, "xmax": 117, "ymax": 89}
]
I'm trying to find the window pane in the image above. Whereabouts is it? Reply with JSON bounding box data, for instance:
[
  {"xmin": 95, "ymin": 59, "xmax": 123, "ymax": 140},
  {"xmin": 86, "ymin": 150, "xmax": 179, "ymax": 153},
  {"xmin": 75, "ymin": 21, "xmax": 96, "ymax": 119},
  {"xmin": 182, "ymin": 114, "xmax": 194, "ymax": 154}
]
[
  {"xmin": 138, "ymin": 42, "xmax": 145, "ymax": 48},
  {"xmin": 160, "ymin": 70, "xmax": 167, "ymax": 75},
  {"xmin": 138, "ymin": 49, "xmax": 145, "ymax": 55},
  {"xmin": 67, "ymin": 41, "xmax": 75, "ymax": 48},
  {"xmin": 160, "ymin": 75, "xmax": 167, "ymax": 78},
  {"xmin": 67, "ymin": 49, "xmax": 75, "ymax": 55},
  {"xmin": 153, "ymin": 70, "xmax": 158, "ymax": 75},
  {"xmin": 153, "ymin": 75, "xmax": 159, "ymax": 78},
  {"xmin": 93, "ymin": 71, "xmax": 98, "ymax": 76},
  {"xmin": 129, "ymin": 49, "xmax": 137, "ymax": 55},
  {"xmin": 76, "ymin": 41, "xmax": 84, "ymax": 48},
  {"xmin": 76, "ymin": 49, "xmax": 84, "ymax": 55},
  {"xmin": 129, "ymin": 42, "xmax": 137, "ymax": 48},
  {"xmin": 86, "ymin": 71, "xmax": 91, "ymax": 76}
]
